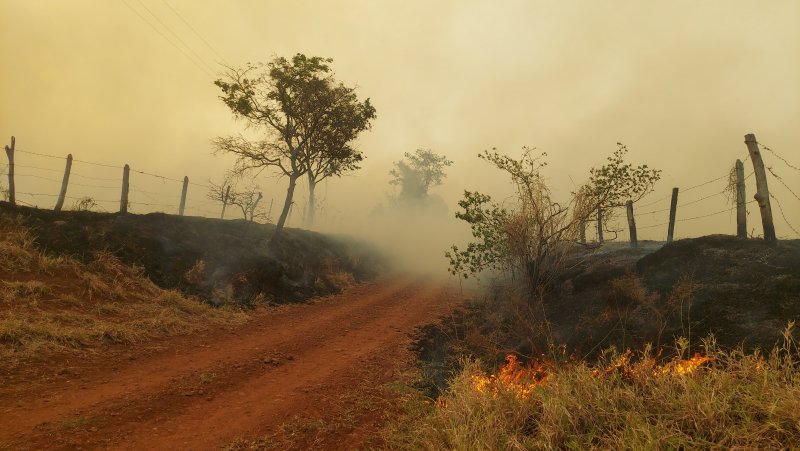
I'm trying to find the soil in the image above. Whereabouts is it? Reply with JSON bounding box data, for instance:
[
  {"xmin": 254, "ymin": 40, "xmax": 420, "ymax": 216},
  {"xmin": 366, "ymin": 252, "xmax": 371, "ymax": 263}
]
[{"xmin": 0, "ymin": 276, "xmax": 462, "ymax": 450}]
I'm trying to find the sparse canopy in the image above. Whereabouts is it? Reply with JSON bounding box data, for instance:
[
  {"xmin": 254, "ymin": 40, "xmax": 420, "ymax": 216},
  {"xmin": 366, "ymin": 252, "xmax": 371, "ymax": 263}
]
[
  {"xmin": 447, "ymin": 145, "xmax": 660, "ymax": 297},
  {"xmin": 390, "ymin": 149, "xmax": 453, "ymax": 200},
  {"xmin": 213, "ymin": 54, "xmax": 375, "ymax": 241}
]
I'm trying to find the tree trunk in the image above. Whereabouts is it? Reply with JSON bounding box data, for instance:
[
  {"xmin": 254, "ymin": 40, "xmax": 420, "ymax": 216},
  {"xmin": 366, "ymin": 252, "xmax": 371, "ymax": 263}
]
[
  {"xmin": 270, "ymin": 174, "xmax": 298, "ymax": 245},
  {"xmin": 306, "ymin": 173, "xmax": 316, "ymax": 227}
]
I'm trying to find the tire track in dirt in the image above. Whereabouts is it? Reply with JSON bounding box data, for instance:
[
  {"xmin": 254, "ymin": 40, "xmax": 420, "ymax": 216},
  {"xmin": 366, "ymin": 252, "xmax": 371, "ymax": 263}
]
[{"xmin": 0, "ymin": 276, "xmax": 460, "ymax": 450}]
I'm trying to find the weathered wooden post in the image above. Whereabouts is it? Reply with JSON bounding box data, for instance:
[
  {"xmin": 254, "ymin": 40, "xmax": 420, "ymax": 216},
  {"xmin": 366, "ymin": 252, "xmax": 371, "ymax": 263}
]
[
  {"xmin": 119, "ymin": 164, "xmax": 130, "ymax": 213},
  {"xmin": 4, "ymin": 136, "xmax": 15, "ymax": 208},
  {"xmin": 178, "ymin": 176, "xmax": 189, "ymax": 216},
  {"xmin": 220, "ymin": 185, "xmax": 231, "ymax": 219},
  {"xmin": 249, "ymin": 192, "xmax": 263, "ymax": 222},
  {"xmin": 596, "ymin": 207, "xmax": 604, "ymax": 243},
  {"xmin": 735, "ymin": 159, "xmax": 747, "ymax": 238},
  {"xmin": 667, "ymin": 187, "xmax": 679, "ymax": 243},
  {"xmin": 53, "ymin": 154, "xmax": 73, "ymax": 212},
  {"xmin": 626, "ymin": 200, "xmax": 638, "ymax": 248},
  {"xmin": 579, "ymin": 220, "xmax": 586, "ymax": 244},
  {"xmin": 267, "ymin": 198, "xmax": 274, "ymax": 222},
  {"xmin": 744, "ymin": 133, "xmax": 776, "ymax": 242}
]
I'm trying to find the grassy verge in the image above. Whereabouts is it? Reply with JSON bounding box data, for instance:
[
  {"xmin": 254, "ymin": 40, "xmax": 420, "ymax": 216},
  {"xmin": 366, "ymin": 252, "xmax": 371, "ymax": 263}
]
[
  {"xmin": 0, "ymin": 216, "xmax": 246, "ymax": 366},
  {"xmin": 388, "ymin": 329, "xmax": 800, "ymax": 450}
]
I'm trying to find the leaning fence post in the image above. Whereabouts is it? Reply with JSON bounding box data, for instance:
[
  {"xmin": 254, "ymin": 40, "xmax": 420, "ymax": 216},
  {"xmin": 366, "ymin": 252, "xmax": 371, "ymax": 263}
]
[
  {"xmin": 626, "ymin": 200, "xmax": 638, "ymax": 248},
  {"xmin": 119, "ymin": 164, "xmax": 130, "ymax": 213},
  {"xmin": 667, "ymin": 187, "xmax": 679, "ymax": 243},
  {"xmin": 54, "ymin": 154, "xmax": 73, "ymax": 212},
  {"xmin": 735, "ymin": 159, "xmax": 747, "ymax": 238},
  {"xmin": 744, "ymin": 133, "xmax": 776, "ymax": 242},
  {"xmin": 596, "ymin": 207, "xmax": 604, "ymax": 243},
  {"xmin": 179, "ymin": 176, "xmax": 189, "ymax": 216},
  {"xmin": 4, "ymin": 136, "xmax": 15, "ymax": 208}
]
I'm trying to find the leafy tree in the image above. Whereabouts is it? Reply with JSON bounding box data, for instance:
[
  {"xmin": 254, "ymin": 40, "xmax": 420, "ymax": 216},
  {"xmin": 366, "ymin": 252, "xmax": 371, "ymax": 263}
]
[
  {"xmin": 390, "ymin": 149, "xmax": 453, "ymax": 201},
  {"xmin": 213, "ymin": 54, "xmax": 375, "ymax": 242},
  {"xmin": 303, "ymin": 84, "xmax": 375, "ymax": 226},
  {"xmin": 447, "ymin": 145, "xmax": 660, "ymax": 298}
]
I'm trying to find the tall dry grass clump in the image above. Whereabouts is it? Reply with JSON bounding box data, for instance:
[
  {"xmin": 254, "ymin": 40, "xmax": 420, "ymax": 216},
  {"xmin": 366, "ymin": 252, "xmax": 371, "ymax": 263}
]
[
  {"xmin": 0, "ymin": 216, "xmax": 245, "ymax": 365},
  {"xmin": 399, "ymin": 326, "xmax": 800, "ymax": 450}
]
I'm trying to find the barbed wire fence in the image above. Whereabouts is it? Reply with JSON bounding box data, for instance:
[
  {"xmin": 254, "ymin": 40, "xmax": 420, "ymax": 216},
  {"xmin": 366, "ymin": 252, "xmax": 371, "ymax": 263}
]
[
  {"xmin": 0, "ymin": 138, "xmax": 284, "ymax": 224},
  {"xmin": 2, "ymin": 134, "xmax": 798, "ymax": 242}
]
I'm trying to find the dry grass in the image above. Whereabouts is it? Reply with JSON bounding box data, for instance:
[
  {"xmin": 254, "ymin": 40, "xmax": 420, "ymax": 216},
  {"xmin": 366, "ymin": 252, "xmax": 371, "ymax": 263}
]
[
  {"xmin": 0, "ymin": 216, "xmax": 246, "ymax": 365},
  {"xmin": 392, "ymin": 327, "xmax": 800, "ymax": 450}
]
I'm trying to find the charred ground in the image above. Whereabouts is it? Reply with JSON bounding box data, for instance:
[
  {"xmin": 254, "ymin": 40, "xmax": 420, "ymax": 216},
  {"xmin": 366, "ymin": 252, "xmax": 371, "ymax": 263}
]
[
  {"xmin": 0, "ymin": 202, "xmax": 383, "ymax": 305},
  {"xmin": 416, "ymin": 235, "xmax": 800, "ymax": 391}
]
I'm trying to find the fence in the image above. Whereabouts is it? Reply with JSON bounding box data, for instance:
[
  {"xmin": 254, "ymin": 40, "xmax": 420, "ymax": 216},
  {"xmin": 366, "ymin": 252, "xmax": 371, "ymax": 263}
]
[
  {"xmin": 2, "ymin": 133, "xmax": 798, "ymax": 243},
  {"xmin": 587, "ymin": 133, "xmax": 799, "ymax": 246},
  {"xmin": 0, "ymin": 136, "xmax": 289, "ymax": 223}
]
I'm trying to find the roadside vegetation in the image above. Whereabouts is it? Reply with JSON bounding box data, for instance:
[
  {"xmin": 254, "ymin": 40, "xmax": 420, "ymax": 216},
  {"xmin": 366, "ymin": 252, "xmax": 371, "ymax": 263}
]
[
  {"xmin": 388, "ymin": 327, "xmax": 800, "ymax": 450},
  {"xmin": 0, "ymin": 215, "xmax": 245, "ymax": 366}
]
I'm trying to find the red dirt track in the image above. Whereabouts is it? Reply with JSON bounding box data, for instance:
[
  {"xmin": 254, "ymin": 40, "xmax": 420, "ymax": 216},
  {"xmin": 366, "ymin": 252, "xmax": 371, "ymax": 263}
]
[{"xmin": 0, "ymin": 277, "xmax": 461, "ymax": 450}]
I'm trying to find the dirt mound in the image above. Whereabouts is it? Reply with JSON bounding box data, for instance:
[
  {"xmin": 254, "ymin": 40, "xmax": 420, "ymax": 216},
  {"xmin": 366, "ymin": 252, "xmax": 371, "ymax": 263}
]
[{"xmin": 0, "ymin": 202, "xmax": 384, "ymax": 306}]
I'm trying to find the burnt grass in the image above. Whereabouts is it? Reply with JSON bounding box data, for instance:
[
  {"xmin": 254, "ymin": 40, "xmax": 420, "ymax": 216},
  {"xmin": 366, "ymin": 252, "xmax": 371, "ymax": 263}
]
[
  {"xmin": 0, "ymin": 202, "xmax": 384, "ymax": 306},
  {"xmin": 412, "ymin": 236, "xmax": 800, "ymax": 394}
]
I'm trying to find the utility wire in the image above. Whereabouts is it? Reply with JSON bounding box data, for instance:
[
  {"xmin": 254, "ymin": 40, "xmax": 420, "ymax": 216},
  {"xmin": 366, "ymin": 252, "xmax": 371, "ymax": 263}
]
[
  {"xmin": 132, "ymin": 0, "xmax": 218, "ymax": 74},
  {"xmin": 119, "ymin": 0, "xmax": 215, "ymax": 78},
  {"xmin": 160, "ymin": 0, "xmax": 229, "ymax": 67}
]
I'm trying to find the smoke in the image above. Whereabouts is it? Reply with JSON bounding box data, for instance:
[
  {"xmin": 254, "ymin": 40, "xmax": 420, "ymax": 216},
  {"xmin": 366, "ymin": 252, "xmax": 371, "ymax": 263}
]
[{"xmin": 1, "ymin": 0, "xmax": 798, "ymax": 271}]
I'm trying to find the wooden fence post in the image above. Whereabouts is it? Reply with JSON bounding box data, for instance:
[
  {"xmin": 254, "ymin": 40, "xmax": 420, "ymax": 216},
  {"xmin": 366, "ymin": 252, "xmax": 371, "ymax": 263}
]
[
  {"xmin": 667, "ymin": 187, "xmax": 679, "ymax": 243},
  {"xmin": 735, "ymin": 159, "xmax": 747, "ymax": 238},
  {"xmin": 579, "ymin": 220, "xmax": 586, "ymax": 243},
  {"xmin": 626, "ymin": 200, "xmax": 638, "ymax": 248},
  {"xmin": 744, "ymin": 133, "xmax": 776, "ymax": 242},
  {"xmin": 179, "ymin": 176, "xmax": 189, "ymax": 216},
  {"xmin": 249, "ymin": 192, "xmax": 263, "ymax": 222},
  {"xmin": 54, "ymin": 154, "xmax": 73, "ymax": 212},
  {"xmin": 596, "ymin": 207, "xmax": 604, "ymax": 243},
  {"xmin": 119, "ymin": 164, "xmax": 130, "ymax": 213},
  {"xmin": 220, "ymin": 185, "xmax": 231, "ymax": 219},
  {"xmin": 267, "ymin": 198, "xmax": 274, "ymax": 222},
  {"xmin": 4, "ymin": 136, "xmax": 15, "ymax": 208}
]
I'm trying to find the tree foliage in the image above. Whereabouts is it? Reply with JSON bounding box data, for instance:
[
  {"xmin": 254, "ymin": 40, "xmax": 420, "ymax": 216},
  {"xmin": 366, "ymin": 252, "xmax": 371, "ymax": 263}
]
[
  {"xmin": 390, "ymin": 149, "xmax": 453, "ymax": 201},
  {"xmin": 213, "ymin": 54, "xmax": 375, "ymax": 241},
  {"xmin": 447, "ymin": 145, "xmax": 660, "ymax": 298}
]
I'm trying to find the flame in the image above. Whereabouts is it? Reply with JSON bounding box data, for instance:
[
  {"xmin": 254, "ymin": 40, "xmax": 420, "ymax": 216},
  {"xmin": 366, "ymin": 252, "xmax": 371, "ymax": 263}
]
[
  {"xmin": 465, "ymin": 351, "xmax": 713, "ymax": 402},
  {"xmin": 470, "ymin": 355, "xmax": 549, "ymax": 399},
  {"xmin": 656, "ymin": 353, "xmax": 712, "ymax": 377}
]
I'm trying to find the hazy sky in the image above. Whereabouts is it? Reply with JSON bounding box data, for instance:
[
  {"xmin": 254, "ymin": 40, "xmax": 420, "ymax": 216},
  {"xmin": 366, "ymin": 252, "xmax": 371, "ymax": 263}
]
[{"xmin": 1, "ymin": 1, "xmax": 798, "ymax": 257}]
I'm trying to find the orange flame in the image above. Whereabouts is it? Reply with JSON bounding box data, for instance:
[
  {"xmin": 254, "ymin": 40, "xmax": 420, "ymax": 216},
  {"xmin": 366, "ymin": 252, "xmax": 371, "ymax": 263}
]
[{"xmin": 467, "ymin": 351, "xmax": 713, "ymax": 401}]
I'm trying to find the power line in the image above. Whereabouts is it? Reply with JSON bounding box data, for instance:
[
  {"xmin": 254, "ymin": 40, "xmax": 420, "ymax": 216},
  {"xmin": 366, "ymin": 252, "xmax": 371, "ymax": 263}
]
[
  {"xmin": 131, "ymin": 0, "xmax": 218, "ymax": 74},
  {"xmin": 160, "ymin": 0, "xmax": 229, "ymax": 67},
  {"xmin": 118, "ymin": 0, "xmax": 215, "ymax": 78}
]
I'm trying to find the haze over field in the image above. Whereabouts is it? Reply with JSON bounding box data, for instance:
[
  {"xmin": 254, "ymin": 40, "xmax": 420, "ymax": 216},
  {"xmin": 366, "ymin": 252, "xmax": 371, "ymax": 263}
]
[{"xmin": 1, "ymin": 1, "xmax": 798, "ymax": 271}]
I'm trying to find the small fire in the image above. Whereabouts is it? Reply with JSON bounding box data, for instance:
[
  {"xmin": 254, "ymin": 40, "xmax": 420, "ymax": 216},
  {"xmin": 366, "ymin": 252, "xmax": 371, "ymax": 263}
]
[
  {"xmin": 467, "ymin": 351, "xmax": 713, "ymax": 401},
  {"xmin": 656, "ymin": 353, "xmax": 713, "ymax": 377},
  {"xmin": 471, "ymin": 355, "xmax": 549, "ymax": 399}
]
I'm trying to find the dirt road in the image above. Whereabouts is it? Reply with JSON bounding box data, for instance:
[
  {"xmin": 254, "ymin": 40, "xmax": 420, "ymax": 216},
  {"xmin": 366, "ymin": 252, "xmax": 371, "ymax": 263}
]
[{"xmin": 0, "ymin": 276, "xmax": 461, "ymax": 450}]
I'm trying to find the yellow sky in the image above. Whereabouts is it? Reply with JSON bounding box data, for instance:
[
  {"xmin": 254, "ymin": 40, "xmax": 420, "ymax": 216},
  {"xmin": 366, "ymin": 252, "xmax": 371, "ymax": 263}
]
[{"xmin": 1, "ymin": 0, "xmax": 798, "ymax": 257}]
